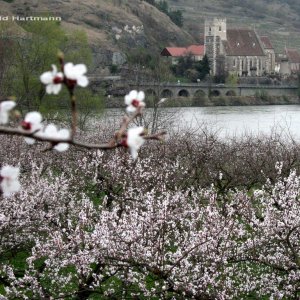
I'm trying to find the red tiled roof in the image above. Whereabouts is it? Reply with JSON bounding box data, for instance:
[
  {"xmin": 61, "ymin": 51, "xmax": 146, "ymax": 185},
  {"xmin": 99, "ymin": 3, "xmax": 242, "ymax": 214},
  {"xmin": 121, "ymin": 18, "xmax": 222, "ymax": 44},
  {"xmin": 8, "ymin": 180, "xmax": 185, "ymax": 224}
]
[
  {"xmin": 260, "ymin": 36, "xmax": 274, "ymax": 49},
  {"xmin": 285, "ymin": 48, "xmax": 300, "ymax": 63},
  {"xmin": 223, "ymin": 29, "xmax": 265, "ymax": 56},
  {"xmin": 161, "ymin": 45, "xmax": 204, "ymax": 57},
  {"xmin": 186, "ymin": 45, "xmax": 205, "ymax": 56},
  {"xmin": 161, "ymin": 47, "xmax": 186, "ymax": 57}
]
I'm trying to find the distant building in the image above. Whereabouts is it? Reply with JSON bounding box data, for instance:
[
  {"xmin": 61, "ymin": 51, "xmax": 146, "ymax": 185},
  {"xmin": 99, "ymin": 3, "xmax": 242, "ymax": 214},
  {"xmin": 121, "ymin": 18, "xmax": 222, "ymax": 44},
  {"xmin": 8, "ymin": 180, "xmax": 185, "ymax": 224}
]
[
  {"xmin": 161, "ymin": 45, "xmax": 204, "ymax": 64},
  {"xmin": 161, "ymin": 18, "xmax": 299, "ymax": 77},
  {"xmin": 204, "ymin": 18, "xmax": 274, "ymax": 77},
  {"xmin": 275, "ymin": 48, "xmax": 300, "ymax": 75},
  {"xmin": 285, "ymin": 48, "xmax": 300, "ymax": 73},
  {"xmin": 260, "ymin": 36, "xmax": 275, "ymax": 74},
  {"xmin": 204, "ymin": 18, "xmax": 227, "ymax": 75}
]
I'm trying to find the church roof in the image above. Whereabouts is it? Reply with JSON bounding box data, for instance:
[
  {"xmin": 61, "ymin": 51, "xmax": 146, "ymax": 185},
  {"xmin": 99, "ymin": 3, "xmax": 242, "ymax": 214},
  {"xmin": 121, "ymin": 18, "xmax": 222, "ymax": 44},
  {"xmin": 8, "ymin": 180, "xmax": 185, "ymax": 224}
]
[
  {"xmin": 260, "ymin": 36, "xmax": 274, "ymax": 49},
  {"xmin": 223, "ymin": 29, "xmax": 265, "ymax": 56}
]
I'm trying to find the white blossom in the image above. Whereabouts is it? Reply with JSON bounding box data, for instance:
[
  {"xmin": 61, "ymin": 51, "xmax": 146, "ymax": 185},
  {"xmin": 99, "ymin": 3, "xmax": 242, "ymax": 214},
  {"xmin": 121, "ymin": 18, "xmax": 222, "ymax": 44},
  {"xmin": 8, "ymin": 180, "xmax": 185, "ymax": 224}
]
[
  {"xmin": 40, "ymin": 65, "xmax": 64, "ymax": 95},
  {"xmin": 0, "ymin": 101, "xmax": 16, "ymax": 124},
  {"xmin": 125, "ymin": 90, "xmax": 145, "ymax": 113},
  {"xmin": 0, "ymin": 166, "xmax": 21, "ymax": 196},
  {"xmin": 44, "ymin": 124, "xmax": 70, "ymax": 152},
  {"xmin": 64, "ymin": 63, "xmax": 89, "ymax": 87},
  {"xmin": 21, "ymin": 111, "xmax": 43, "ymax": 145},
  {"xmin": 126, "ymin": 126, "xmax": 145, "ymax": 160}
]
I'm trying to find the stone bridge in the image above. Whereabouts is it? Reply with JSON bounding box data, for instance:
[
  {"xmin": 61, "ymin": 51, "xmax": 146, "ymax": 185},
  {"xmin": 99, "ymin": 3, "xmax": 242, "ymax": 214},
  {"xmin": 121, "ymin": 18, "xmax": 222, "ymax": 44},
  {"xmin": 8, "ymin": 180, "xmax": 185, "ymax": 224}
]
[{"xmin": 128, "ymin": 83, "xmax": 299, "ymax": 98}]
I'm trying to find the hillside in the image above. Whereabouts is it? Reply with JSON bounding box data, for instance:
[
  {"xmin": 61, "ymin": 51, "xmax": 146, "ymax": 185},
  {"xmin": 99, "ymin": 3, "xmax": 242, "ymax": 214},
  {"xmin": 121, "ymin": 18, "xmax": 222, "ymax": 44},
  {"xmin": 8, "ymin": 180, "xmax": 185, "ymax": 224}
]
[
  {"xmin": 0, "ymin": 0, "xmax": 195, "ymax": 74},
  {"xmin": 168, "ymin": 0, "xmax": 300, "ymax": 52}
]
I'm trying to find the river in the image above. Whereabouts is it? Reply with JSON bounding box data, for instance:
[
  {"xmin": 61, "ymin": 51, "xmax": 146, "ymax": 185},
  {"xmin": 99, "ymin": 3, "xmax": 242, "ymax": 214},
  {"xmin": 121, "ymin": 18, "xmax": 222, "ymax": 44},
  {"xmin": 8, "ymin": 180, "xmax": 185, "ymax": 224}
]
[{"xmin": 102, "ymin": 105, "xmax": 300, "ymax": 140}]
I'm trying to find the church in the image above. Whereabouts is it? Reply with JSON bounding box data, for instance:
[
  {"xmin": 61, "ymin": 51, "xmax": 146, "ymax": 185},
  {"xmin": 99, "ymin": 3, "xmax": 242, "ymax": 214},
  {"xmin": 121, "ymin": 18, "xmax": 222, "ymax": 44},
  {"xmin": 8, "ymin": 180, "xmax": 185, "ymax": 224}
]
[{"xmin": 204, "ymin": 18, "xmax": 275, "ymax": 77}]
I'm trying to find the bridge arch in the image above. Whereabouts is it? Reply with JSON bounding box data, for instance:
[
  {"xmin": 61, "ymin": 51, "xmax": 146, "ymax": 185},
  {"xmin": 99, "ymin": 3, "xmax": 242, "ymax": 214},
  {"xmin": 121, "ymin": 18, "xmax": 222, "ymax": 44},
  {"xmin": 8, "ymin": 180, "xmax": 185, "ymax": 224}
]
[
  {"xmin": 178, "ymin": 89, "xmax": 190, "ymax": 97},
  {"xmin": 226, "ymin": 90, "xmax": 237, "ymax": 96},
  {"xmin": 192, "ymin": 89, "xmax": 206, "ymax": 106},
  {"xmin": 161, "ymin": 89, "xmax": 173, "ymax": 98},
  {"xmin": 210, "ymin": 89, "xmax": 221, "ymax": 97},
  {"xmin": 193, "ymin": 89, "xmax": 206, "ymax": 98}
]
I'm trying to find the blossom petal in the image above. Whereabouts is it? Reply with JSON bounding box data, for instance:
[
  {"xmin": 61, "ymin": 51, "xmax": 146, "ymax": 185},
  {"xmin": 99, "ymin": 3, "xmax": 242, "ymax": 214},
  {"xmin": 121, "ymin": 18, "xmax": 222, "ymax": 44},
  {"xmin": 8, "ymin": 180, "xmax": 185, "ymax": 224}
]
[
  {"xmin": 25, "ymin": 111, "xmax": 42, "ymax": 124},
  {"xmin": 0, "ymin": 112, "xmax": 9, "ymax": 125},
  {"xmin": 0, "ymin": 101, "xmax": 15, "ymax": 124},
  {"xmin": 24, "ymin": 137, "xmax": 36, "ymax": 145},
  {"xmin": 54, "ymin": 143, "xmax": 69, "ymax": 152},
  {"xmin": 0, "ymin": 166, "xmax": 19, "ymax": 179},
  {"xmin": 1, "ymin": 101, "xmax": 16, "ymax": 112},
  {"xmin": 126, "ymin": 105, "xmax": 137, "ymax": 113},
  {"xmin": 129, "ymin": 90, "xmax": 138, "ymax": 99},
  {"xmin": 77, "ymin": 76, "xmax": 89, "ymax": 87},
  {"xmin": 137, "ymin": 91, "xmax": 145, "ymax": 101},
  {"xmin": 51, "ymin": 64, "xmax": 58, "ymax": 75},
  {"xmin": 1, "ymin": 180, "xmax": 21, "ymax": 197},
  {"xmin": 40, "ymin": 71, "xmax": 53, "ymax": 84},
  {"xmin": 130, "ymin": 148, "xmax": 138, "ymax": 160},
  {"xmin": 64, "ymin": 63, "xmax": 75, "ymax": 79},
  {"xmin": 52, "ymin": 84, "xmax": 62, "ymax": 95},
  {"xmin": 58, "ymin": 128, "xmax": 70, "ymax": 139},
  {"xmin": 44, "ymin": 124, "xmax": 58, "ymax": 137},
  {"xmin": 126, "ymin": 126, "xmax": 145, "ymax": 160},
  {"xmin": 125, "ymin": 95, "xmax": 132, "ymax": 106},
  {"xmin": 46, "ymin": 84, "xmax": 54, "ymax": 94},
  {"xmin": 74, "ymin": 64, "xmax": 87, "ymax": 75},
  {"xmin": 0, "ymin": 166, "xmax": 21, "ymax": 196}
]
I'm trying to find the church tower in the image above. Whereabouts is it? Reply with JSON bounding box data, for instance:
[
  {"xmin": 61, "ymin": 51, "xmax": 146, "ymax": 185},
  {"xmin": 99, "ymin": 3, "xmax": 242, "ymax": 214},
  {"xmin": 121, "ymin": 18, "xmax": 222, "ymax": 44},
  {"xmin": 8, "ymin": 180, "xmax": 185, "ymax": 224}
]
[{"xmin": 204, "ymin": 18, "xmax": 227, "ymax": 75}]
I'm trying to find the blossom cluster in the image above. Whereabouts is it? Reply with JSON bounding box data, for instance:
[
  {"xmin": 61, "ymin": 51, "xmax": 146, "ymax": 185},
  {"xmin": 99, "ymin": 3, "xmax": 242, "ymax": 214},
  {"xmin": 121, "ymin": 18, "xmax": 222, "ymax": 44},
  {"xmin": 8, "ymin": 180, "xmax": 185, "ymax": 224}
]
[
  {"xmin": 0, "ymin": 56, "xmax": 153, "ymax": 196},
  {"xmin": 40, "ymin": 63, "xmax": 88, "ymax": 94}
]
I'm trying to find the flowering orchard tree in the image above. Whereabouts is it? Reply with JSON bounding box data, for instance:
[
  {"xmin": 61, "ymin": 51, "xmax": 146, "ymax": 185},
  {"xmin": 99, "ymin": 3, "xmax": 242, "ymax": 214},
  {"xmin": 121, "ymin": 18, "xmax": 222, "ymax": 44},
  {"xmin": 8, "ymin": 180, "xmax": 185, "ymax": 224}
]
[{"xmin": 0, "ymin": 150, "xmax": 300, "ymax": 299}]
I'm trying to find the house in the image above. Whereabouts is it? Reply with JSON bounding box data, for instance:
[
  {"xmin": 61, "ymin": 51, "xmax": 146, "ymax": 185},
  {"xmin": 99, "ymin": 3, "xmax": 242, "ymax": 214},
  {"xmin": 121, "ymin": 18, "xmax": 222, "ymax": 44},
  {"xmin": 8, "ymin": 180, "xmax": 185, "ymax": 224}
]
[
  {"xmin": 285, "ymin": 48, "xmax": 300, "ymax": 73},
  {"xmin": 161, "ymin": 45, "xmax": 204, "ymax": 64},
  {"xmin": 275, "ymin": 48, "xmax": 300, "ymax": 75}
]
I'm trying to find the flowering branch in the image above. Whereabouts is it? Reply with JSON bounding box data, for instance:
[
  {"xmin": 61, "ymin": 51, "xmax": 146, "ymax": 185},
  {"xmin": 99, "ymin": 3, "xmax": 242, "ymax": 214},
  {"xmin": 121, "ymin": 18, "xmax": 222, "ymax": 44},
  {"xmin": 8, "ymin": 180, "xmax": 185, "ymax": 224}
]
[
  {"xmin": 0, "ymin": 54, "xmax": 167, "ymax": 195},
  {"xmin": 0, "ymin": 125, "xmax": 166, "ymax": 150}
]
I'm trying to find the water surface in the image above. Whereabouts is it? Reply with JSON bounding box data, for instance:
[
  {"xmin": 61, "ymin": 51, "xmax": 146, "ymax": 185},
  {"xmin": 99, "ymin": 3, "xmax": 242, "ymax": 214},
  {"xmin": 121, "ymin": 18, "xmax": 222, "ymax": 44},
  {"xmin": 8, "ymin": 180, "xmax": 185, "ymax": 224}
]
[{"xmin": 103, "ymin": 105, "xmax": 300, "ymax": 140}]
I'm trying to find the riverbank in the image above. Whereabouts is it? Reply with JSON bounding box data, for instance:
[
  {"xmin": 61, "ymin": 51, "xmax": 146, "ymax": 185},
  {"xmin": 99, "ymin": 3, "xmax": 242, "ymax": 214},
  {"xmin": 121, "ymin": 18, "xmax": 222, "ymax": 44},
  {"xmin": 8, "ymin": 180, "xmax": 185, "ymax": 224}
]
[{"xmin": 105, "ymin": 95, "xmax": 300, "ymax": 108}]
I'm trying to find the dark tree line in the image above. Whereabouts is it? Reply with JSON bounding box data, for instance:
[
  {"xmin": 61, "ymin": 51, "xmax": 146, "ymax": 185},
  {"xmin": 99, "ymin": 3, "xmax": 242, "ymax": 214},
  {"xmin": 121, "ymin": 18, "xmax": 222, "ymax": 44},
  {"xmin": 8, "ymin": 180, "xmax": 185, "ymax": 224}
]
[
  {"xmin": 171, "ymin": 54, "xmax": 210, "ymax": 82},
  {"xmin": 144, "ymin": 0, "xmax": 184, "ymax": 27}
]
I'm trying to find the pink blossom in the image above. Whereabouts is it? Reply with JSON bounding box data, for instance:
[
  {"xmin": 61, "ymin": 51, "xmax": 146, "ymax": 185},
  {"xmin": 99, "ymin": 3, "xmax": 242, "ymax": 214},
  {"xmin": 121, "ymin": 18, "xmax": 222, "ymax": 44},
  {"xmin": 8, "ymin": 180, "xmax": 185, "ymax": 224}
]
[
  {"xmin": 125, "ymin": 90, "xmax": 145, "ymax": 112},
  {"xmin": 0, "ymin": 101, "xmax": 16, "ymax": 124},
  {"xmin": 0, "ymin": 166, "xmax": 20, "ymax": 196},
  {"xmin": 40, "ymin": 65, "xmax": 64, "ymax": 94}
]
